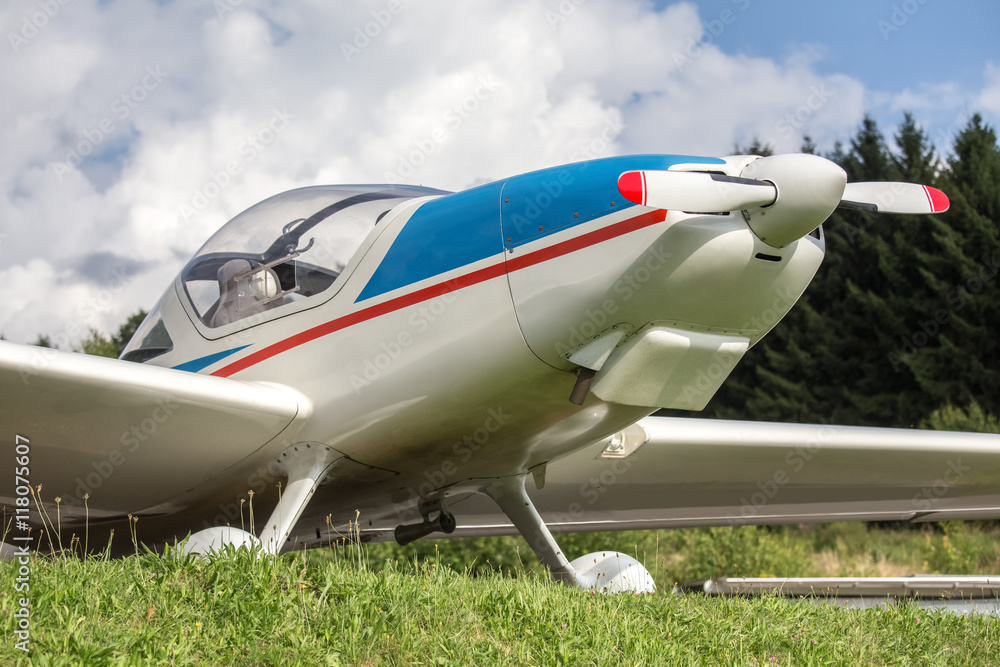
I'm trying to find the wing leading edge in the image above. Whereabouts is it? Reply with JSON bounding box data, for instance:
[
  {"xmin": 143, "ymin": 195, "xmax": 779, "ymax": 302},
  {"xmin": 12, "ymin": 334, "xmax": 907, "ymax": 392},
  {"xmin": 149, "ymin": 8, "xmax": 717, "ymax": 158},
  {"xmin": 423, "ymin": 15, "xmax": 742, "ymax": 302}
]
[{"xmin": 0, "ymin": 341, "xmax": 310, "ymax": 521}]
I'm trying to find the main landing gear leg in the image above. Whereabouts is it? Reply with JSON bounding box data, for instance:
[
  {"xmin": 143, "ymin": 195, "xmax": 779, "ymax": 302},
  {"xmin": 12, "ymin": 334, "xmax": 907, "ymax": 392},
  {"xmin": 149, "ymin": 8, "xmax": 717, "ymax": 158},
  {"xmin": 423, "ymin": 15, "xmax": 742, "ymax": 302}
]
[
  {"xmin": 257, "ymin": 444, "xmax": 342, "ymax": 554},
  {"xmin": 484, "ymin": 474, "xmax": 578, "ymax": 585},
  {"xmin": 483, "ymin": 473, "xmax": 657, "ymax": 593},
  {"xmin": 184, "ymin": 444, "xmax": 342, "ymax": 557}
]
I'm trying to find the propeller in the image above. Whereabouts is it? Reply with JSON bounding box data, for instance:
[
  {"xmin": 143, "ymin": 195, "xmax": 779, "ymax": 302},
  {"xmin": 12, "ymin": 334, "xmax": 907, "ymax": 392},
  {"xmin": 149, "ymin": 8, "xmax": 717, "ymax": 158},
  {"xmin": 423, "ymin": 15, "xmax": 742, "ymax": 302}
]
[{"xmin": 617, "ymin": 154, "xmax": 951, "ymax": 248}]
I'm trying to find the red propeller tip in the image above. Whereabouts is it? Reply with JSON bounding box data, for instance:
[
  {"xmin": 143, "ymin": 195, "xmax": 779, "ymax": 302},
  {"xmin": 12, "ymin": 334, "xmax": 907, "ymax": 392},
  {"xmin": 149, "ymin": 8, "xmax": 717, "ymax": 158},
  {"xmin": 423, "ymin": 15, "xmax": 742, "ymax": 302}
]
[
  {"xmin": 924, "ymin": 185, "xmax": 950, "ymax": 213},
  {"xmin": 617, "ymin": 171, "xmax": 646, "ymax": 207}
]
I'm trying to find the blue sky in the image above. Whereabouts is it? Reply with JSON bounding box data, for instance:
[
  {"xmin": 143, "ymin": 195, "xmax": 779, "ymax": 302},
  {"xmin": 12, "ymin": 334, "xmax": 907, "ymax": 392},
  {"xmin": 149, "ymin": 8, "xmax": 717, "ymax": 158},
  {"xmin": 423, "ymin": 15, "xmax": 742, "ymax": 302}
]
[
  {"xmin": 643, "ymin": 0, "xmax": 999, "ymax": 156},
  {"xmin": 672, "ymin": 0, "xmax": 997, "ymax": 92}
]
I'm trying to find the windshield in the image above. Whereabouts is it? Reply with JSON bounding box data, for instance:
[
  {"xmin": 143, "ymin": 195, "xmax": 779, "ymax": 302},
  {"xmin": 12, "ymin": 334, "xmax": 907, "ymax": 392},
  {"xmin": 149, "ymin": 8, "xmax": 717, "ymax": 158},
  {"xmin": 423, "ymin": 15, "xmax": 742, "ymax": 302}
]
[{"xmin": 181, "ymin": 184, "xmax": 446, "ymax": 328}]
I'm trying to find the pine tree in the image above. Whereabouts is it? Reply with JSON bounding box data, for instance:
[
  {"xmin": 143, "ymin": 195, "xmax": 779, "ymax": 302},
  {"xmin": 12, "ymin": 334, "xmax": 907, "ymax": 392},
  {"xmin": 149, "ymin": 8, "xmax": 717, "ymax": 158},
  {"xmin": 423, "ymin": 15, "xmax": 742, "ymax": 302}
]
[
  {"xmin": 112, "ymin": 310, "xmax": 148, "ymax": 357},
  {"xmin": 835, "ymin": 114, "xmax": 947, "ymax": 425},
  {"xmin": 733, "ymin": 138, "xmax": 774, "ymax": 157},
  {"xmin": 923, "ymin": 401, "xmax": 1000, "ymax": 434},
  {"xmin": 78, "ymin": 329, "xmax": 118, "ymax": 358}
]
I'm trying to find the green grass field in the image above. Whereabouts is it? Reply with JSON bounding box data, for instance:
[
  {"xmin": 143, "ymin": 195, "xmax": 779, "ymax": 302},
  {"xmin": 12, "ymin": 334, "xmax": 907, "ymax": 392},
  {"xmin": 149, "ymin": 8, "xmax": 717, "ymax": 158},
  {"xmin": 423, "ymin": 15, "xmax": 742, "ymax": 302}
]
[{"xmin": 1, "ymin": 522, "xmax": 998, "ymax": 665}]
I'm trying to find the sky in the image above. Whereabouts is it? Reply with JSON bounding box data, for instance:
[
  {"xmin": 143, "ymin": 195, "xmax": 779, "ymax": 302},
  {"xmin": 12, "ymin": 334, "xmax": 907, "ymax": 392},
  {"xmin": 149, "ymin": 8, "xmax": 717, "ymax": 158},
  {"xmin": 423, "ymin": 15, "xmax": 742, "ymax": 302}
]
[{"xmin": 0, "ymin": 0, "xmax": 998, "ymax": 345}]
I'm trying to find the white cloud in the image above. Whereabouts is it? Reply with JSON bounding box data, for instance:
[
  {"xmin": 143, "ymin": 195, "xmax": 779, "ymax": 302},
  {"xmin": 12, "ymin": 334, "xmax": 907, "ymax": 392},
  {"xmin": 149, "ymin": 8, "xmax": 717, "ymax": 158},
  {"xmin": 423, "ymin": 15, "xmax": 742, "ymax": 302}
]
[
  {"xmin": 980, "ymin": 62, "xmax": 1000, "ymax": 117},
  {"xmin": 882, "ymin": 81, "xmax": 965, "ymax": 114},
  {"xmin": 0, "ymin": 0, "xmax": 935, "ymax": 344}
]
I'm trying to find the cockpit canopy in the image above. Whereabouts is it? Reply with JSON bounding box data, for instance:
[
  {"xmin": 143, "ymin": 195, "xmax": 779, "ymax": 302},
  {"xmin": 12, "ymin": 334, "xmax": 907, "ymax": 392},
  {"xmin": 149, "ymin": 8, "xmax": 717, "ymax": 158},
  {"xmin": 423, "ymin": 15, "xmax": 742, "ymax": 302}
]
[
  {"xmin": 180, "ymin": 184, "xmax": 446, "ymax": 329},
  {"xmin": 121, "ymin": 184, "xmax": 446, "ymax": 363}
]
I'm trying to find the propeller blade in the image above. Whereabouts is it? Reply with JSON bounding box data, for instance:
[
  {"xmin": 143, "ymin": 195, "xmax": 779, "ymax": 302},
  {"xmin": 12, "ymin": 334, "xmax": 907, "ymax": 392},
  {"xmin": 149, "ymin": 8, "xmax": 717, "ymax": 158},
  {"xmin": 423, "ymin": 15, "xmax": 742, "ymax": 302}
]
[
  {"xmin": 617, "ymin": 170, "xmax": 777, "ymax": 213},
  {"xmin": 839, "ymin": 182, "xmax": 950, "ymax": 214}
]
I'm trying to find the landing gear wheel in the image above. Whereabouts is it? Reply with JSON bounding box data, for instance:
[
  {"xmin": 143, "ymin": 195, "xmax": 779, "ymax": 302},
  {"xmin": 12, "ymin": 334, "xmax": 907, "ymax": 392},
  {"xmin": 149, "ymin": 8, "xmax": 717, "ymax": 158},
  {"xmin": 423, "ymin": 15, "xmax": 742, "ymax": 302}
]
[
  {"xmin": 182, "ymin": 527, "xmax": 261, "ymax": 557},
  {"xmin": 568, "ymin": 551, "xmax": 656, "ymax": 593}
]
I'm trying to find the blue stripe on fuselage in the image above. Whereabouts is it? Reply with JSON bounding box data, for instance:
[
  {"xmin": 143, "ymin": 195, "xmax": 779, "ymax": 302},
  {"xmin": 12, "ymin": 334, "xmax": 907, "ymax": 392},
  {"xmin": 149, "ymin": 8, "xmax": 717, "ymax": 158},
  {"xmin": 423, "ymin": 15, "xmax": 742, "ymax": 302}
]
[
  {"xmin": 172, "ymin": 345, "xmax": 251, "ymax": 373},
  {"xmin": 356, "ymin": 155, "xmax": 726, "ymax": 302},
  {"xmin": 356, "ymin": 180, "xmax": 505, "ymax": 303}
]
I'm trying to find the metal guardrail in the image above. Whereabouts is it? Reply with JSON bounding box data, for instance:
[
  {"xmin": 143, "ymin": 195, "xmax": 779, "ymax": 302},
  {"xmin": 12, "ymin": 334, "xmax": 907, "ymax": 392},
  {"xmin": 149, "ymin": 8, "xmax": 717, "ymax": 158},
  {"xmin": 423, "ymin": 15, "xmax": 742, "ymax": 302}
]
[
  {"xmin": 688, "ymin": 575, "xmax": 1000, "ymax": 599},
  {"xmin": 677, "ymin": 575, "xmax": 1000, "ymax": 615}
]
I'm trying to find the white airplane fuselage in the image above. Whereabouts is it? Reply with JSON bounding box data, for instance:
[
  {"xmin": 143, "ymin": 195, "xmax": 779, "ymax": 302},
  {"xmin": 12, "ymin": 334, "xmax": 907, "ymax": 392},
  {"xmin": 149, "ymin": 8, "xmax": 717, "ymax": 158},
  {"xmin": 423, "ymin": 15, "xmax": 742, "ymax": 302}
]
[{"xmin": 86, "ymin": 154, "xmax": 826, "ymax": 536}]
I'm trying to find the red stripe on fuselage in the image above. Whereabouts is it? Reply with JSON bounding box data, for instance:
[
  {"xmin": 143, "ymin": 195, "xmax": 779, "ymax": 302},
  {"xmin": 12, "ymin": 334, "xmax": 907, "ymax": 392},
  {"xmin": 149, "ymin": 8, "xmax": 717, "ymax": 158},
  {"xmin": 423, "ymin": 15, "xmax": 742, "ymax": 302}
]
[
  {"xmin": 211, "ymin": 208, "xmax": 668, "ymax": 377},
  {"xmin": 506, "ymin": 208, "xmax": 666, "ymax": 272}
]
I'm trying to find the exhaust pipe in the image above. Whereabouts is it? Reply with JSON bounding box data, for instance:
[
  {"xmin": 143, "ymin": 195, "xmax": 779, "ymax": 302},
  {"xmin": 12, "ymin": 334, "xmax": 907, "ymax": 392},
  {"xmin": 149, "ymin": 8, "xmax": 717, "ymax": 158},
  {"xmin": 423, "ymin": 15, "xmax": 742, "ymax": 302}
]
[{"xmin": 394, "ymin": 510, "xmax": 457, "ymax": 546}]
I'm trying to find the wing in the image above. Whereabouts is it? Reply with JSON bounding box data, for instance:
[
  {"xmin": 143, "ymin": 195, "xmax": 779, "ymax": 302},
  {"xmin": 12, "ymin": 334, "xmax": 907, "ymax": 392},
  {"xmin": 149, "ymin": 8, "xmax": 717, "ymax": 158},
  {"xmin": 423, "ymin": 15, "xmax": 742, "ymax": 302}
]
[
  {"xmin": 0, "ymin": 341, "xmax": 310, "ymax": 520},
  {"xmin": 411, "ymin": 416, "xmax": 1000, "ymax": 539}
]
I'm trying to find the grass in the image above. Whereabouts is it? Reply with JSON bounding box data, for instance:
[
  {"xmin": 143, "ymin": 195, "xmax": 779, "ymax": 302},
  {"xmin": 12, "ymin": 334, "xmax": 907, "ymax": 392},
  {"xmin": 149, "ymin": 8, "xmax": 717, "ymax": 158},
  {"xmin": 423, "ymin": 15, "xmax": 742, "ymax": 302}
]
[
  {"xmin": 0, "ymin": 522, "xmax": 998, "ymax": 665},
  {"xmin": 361, "ymin": 520, "xmax": 1000, "ymax": 588}
]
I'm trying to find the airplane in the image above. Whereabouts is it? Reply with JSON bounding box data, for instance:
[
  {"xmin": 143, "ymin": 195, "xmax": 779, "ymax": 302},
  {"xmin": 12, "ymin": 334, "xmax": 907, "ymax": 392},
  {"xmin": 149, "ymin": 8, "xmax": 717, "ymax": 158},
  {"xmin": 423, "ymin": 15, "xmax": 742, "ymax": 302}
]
[{"xmin": 3, "ymin": 151, "xmax": 998, "ymax": 593}]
